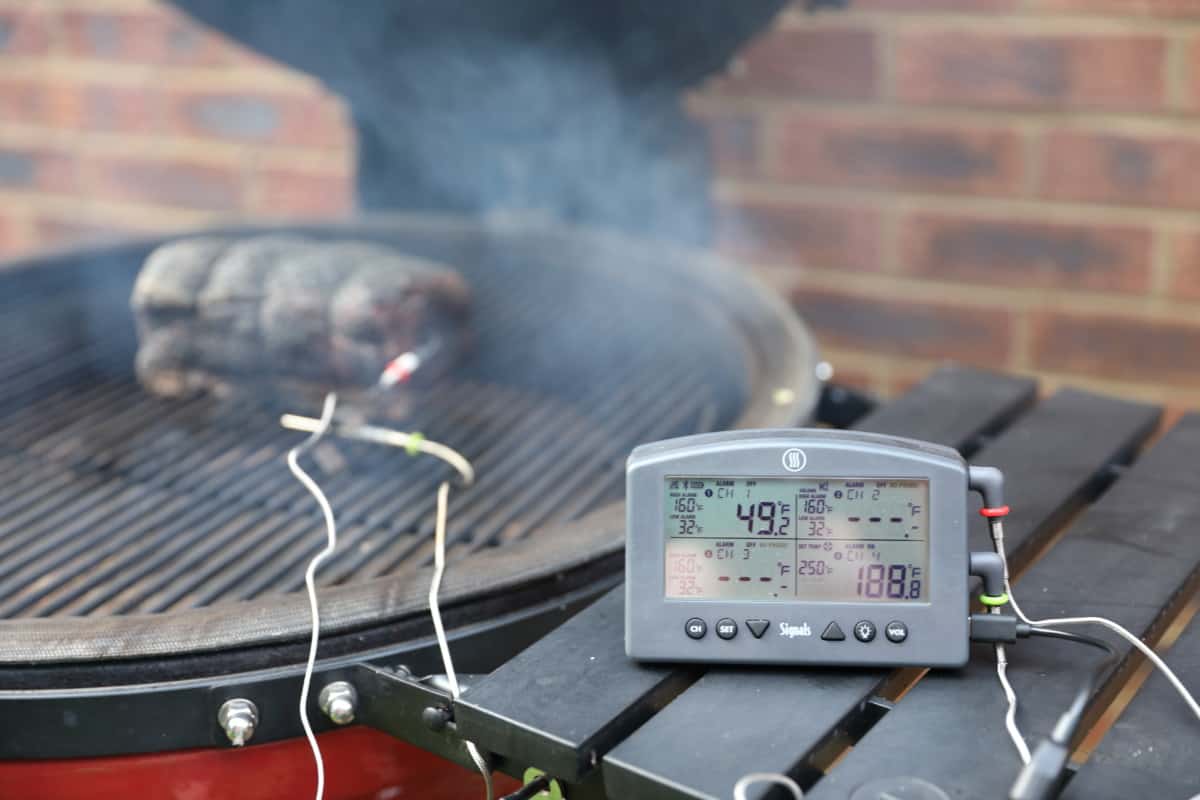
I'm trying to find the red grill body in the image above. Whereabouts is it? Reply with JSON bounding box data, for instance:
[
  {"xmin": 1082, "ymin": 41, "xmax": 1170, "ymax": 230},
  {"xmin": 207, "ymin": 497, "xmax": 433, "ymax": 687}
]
[{"xmin": 0, "ymin": 727, "xmax": 519, "ymax": 799}]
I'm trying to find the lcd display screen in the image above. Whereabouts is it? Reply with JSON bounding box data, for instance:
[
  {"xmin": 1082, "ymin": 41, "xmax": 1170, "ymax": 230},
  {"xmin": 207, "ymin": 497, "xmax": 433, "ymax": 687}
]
[{"xmin": 665, "ymin": 477, "xmax": 929, "ymax": 602}]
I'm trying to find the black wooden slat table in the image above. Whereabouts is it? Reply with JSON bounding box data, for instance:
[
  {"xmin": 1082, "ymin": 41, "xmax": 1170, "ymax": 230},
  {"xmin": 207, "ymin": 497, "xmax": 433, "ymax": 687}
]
[
  {"xmin": 1065, "ymin": 589, "xmax": 1200, "ymax": 797},
  {"xmin": 1060, "ymin": 418, "xmax": 1200, "ymax": 800},
  {"xmin": 602, "ymin": 390, "xmax": 1158, "ymax": 800},
  {"xmin": 447, "ymin": 365, "xmax": 1200, "ymax": 799},
  {"xmin": 809, "ymin": 411, "xmax": 1195, "ymax": 799}
]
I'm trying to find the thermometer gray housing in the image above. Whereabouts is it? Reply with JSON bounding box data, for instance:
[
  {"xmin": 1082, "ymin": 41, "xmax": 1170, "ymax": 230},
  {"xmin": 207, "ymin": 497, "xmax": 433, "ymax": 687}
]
[{"xmin": 625, "ymin": 429, "xmax": 970, "ymax": 667}]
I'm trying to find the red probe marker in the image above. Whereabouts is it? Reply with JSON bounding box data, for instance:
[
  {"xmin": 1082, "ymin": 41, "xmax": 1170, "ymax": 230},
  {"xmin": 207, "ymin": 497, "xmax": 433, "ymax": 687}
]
[{"xmin": 378, "ymin": 352, "xmax": 421, "ymax": 388}]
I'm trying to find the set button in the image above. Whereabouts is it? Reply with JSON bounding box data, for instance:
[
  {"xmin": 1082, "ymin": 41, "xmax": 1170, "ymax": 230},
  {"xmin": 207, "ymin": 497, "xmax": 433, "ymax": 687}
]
[{"xmin": 715, "ymin": 618, "xmax": 738, "ymax": 640}]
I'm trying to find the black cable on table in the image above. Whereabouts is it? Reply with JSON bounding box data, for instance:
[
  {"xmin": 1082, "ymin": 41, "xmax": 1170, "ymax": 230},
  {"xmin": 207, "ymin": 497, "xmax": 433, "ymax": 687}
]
[
  {"xmin": 1025, "ymin": 627, "xmax": 1118, "ymax": 745},
  {"xmin": 1009, "ymin": 627, "xmax": 1118, "ymax": 800},
  {"xmin": 498, "ymin": 775, "xmax": 552, "ymax": 800}
]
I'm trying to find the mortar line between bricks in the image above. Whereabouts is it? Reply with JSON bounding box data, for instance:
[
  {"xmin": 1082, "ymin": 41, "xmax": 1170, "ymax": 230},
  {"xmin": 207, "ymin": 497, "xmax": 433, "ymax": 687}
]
[
  {"xmin": 801, "ymin": 342, "xmax": 1200, "ymax": 413},
  {"xmin": 42, "ymin": 0, "xmax": 67, "ymax": 58},
  {"xmin": 7, "ymin": 210, "xmax": 37, "ymax": 254},
  {"xmin": 6, "ymin": 0, "xmax": 173, "ymax": 9},
  {"xmin": 0, "ymin": 57, "xmax": 337, "ymax": 94},
  {"xmin": 877, "ymin": 17, "xmax": 897, "ymax": 104},
  {"xmin": 880, "ymin": 204, "xmax": 902, "ymax": 275},
  {"xmin": 714, "ymin": 179, "xmax": 1200, "ymax": 228},
  {"xmin": 0, "ymin": 126, "xmax": 353, "ymax": 170},
  {"xmin": 776, "ymin": 10, "xmax": 1200, "ymax": 35},
  {"xmin": 0, "ymin": 190, "xmax": 219, "ymax": 226},
  {"xmin": 1166, "ymin": 34, "xmax": 1193, "ymax": 111},
  {"xmin": 1019, "ymin": 124, "xmax": 1042, "ymax": 198},
  {"xmin": 750, "ymin": 262, "xmax": 1200, "ymax": 321},
  {"xmin": 758, "ymin": 108, "xmax": 780, "ymax": 180},
  {"xmin": 689, "ymin": 94, "xmax": 1200, "ymax": 133},
  {"xmin": 777, "ymin": 314, "xmax": 1200, "ymax": 405},
  {"xmin": 1150, "ymin": 227, "xmax": 1174, "ymax": 298},
  {"xmin": 1010, "ymin": 310, "xmax": 1033, "ymax": 372}
]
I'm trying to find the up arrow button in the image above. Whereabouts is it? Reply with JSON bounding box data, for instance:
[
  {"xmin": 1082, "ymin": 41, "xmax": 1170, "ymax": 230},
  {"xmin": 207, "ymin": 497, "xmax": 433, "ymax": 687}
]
[{"xmin": 820, "ymin": 621, "xmax": 846, "ymax": 641}]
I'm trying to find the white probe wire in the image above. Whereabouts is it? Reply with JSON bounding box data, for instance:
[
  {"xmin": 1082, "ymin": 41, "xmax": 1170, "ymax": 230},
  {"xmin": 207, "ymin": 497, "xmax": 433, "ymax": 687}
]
[
  {"xmin": 279, "ymin": 414, "xmax": 475, "ymax": 485},
  {"xmin": 287, "ymin": 392, "xmax": 340, "ymax": 800},
  {"xmin": 988, "ymin": 518, "xmax": 1200, "ymax": 753},
  {"xmin": 284, "ymin": 404, "xmax": 491, "ymax": 800},
  {"xmin": 733, "ymin": 772, "xmax": 804, "ymax": 800},
  {"xmin": 994, "ymin": 641, "xmax": 1032, "ymax": 764},
  {"xmin": 431, "ymin": 479, "xmax": 494, "ymax": 800}
]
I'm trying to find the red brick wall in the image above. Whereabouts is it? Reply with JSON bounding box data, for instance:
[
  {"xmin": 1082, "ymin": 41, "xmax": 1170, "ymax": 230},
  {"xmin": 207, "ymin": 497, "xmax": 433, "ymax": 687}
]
[
  {"xmin": 0, "ymin": 0, "xmax": 353, "ymax": 254},
  {"xmin": 2, "ymin": 0, "xmax": 1199, "ymax": 412},
  {"xmin": 696, "ymin": 1, "xmax": 1200, "ymax": 411}
]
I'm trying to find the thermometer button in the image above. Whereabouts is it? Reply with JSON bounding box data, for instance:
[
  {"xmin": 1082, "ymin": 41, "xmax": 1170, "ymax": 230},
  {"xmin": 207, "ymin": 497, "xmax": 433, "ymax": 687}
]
[
  {"xmin": 853, "ymin": 620, "xmax": 877, "ymax": 643},
  {"xmin": 885, "ymin": 621, "xmax": 909, "ymax": 643},
  {"xmin": 820, "ymin": 621, "xmax": 846, "ymax": 641},
  {"xmin": 685, "ymin": 618, "xmax": 707, "ymax": 640},
  {"xmin": 715, "ymin": 618, "xmax": 738, "ymax": 640},
  {"xmin": 745, "ymin": 619, "xmax": 770, "ymax": 639}
]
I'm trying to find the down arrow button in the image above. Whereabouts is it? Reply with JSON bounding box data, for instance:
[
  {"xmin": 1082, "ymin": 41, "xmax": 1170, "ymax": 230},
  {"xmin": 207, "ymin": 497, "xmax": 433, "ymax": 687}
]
[{"xmin": 746, "ymin": 619, "xmax": 770, "ymax": 639}]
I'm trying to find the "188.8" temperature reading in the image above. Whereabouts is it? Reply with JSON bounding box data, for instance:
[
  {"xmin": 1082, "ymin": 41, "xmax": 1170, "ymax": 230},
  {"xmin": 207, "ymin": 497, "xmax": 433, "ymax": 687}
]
[{"xmin": 856, "ymin": 563, "xmax": 922, "ymax": 600}]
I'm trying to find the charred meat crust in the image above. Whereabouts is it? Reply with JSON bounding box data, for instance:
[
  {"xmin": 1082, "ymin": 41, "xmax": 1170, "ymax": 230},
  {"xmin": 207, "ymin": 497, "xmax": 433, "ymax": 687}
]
[{"xmin": 131, "ymin": 235, "xmax": 471, "ymax": 398}]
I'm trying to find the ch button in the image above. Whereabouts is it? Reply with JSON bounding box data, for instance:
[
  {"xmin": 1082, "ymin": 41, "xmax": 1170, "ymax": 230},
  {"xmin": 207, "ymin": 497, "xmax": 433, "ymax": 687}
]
[{"xmin": 685, "ymin": 618, "xmax": 707, "ymax": 640}]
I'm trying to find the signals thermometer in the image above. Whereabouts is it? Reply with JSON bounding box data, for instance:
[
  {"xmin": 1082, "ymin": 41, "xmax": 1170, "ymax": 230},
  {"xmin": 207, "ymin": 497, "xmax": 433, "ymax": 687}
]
[{"xmin": 625, "ymin": 429, "xmax": 1007, "ymax": 667}]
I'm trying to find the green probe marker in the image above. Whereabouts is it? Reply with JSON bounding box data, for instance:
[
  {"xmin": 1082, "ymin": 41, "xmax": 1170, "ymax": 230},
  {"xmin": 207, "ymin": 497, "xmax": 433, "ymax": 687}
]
[
  {"xmin": 521, "ymin": 767, "xmax": 565, "ymax": 800},
  {"xmin": 404, "ymin": 431, "xmax": 425, "ymax": 457}
]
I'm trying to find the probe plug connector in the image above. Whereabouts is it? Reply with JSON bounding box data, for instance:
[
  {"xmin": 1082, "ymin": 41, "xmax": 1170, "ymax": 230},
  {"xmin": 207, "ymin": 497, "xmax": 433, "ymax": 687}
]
[
  {"xmin": 969, "ymin": 465, "xmax": 1009, "ymax": 518},
  {"xmin": 1008, "ymin": 738, "xmax": 1069, "ymax": 800},
  {"xmin": 970, "ymin": 551, "xmax": 1008, "ymax": 607}
]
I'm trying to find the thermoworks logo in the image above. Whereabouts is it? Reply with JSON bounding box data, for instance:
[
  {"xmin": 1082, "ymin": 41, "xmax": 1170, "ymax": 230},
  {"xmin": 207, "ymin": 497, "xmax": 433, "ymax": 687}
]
[{"xmin": 781, "ymin": 447, "xmax": 807, "ymax": 472}]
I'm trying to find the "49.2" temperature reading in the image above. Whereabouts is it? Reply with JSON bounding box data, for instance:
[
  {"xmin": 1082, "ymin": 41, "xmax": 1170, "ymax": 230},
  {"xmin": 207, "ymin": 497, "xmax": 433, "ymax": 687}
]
[{"xmin": 857, "ymin": 563, "xmax": 922, "ymax": 600}]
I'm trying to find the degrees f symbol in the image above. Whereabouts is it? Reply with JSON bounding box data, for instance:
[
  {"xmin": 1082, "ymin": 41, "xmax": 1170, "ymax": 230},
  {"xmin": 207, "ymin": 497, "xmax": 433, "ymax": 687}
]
[{"xmin": 782, "ymin": 448, "xmax": 807, "ymax": 472}]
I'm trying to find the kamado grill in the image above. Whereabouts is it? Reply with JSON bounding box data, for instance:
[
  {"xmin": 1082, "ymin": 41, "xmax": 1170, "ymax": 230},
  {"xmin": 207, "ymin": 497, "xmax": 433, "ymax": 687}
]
[{"xmin": 0, "ymin": 216, "xmax": 819, "ymax": 792}]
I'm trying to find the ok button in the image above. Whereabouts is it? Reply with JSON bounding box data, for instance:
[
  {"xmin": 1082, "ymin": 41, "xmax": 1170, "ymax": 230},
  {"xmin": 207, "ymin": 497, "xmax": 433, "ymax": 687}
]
[{"xmin": 685, "ymin": 618, "xmax": 707, "ymax": 639}]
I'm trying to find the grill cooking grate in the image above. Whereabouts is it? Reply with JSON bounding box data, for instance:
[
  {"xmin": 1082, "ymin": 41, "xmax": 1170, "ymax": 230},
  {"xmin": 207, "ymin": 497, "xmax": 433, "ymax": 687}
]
[{"xmin": 0, "ymin": 232, "xmax": 747, "ymax": 620}]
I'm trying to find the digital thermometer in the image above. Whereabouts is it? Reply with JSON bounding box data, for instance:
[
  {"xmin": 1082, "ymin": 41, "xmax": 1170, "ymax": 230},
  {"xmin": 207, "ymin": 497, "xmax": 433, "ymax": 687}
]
[{"xmin": 625, "ymin": 430, "xmax": 982, "ymax": 667}]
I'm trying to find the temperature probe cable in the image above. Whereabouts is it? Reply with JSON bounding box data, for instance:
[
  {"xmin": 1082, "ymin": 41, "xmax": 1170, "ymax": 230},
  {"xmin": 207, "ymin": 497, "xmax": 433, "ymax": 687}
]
[
  {"xmin": 729, "ymin": 468, "xmax": 1197, "ymax": 800},
  {"xmin": 284, "ymin": 392, "xmax": 492, "ymax": 800},
  {"xmin": 964, "ymin": 469, "xmax": 1200, "ymax": 800}
]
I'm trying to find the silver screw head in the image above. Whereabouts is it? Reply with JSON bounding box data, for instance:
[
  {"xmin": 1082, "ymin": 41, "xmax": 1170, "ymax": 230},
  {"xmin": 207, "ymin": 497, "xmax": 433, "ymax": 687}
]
[
  {"xmin": 318, "ymin": 681, "xmax": 358, "ymax": 725},
  {"xmin": 217, "ymin": 698, "xmax": 258, "ymax": 747}
]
